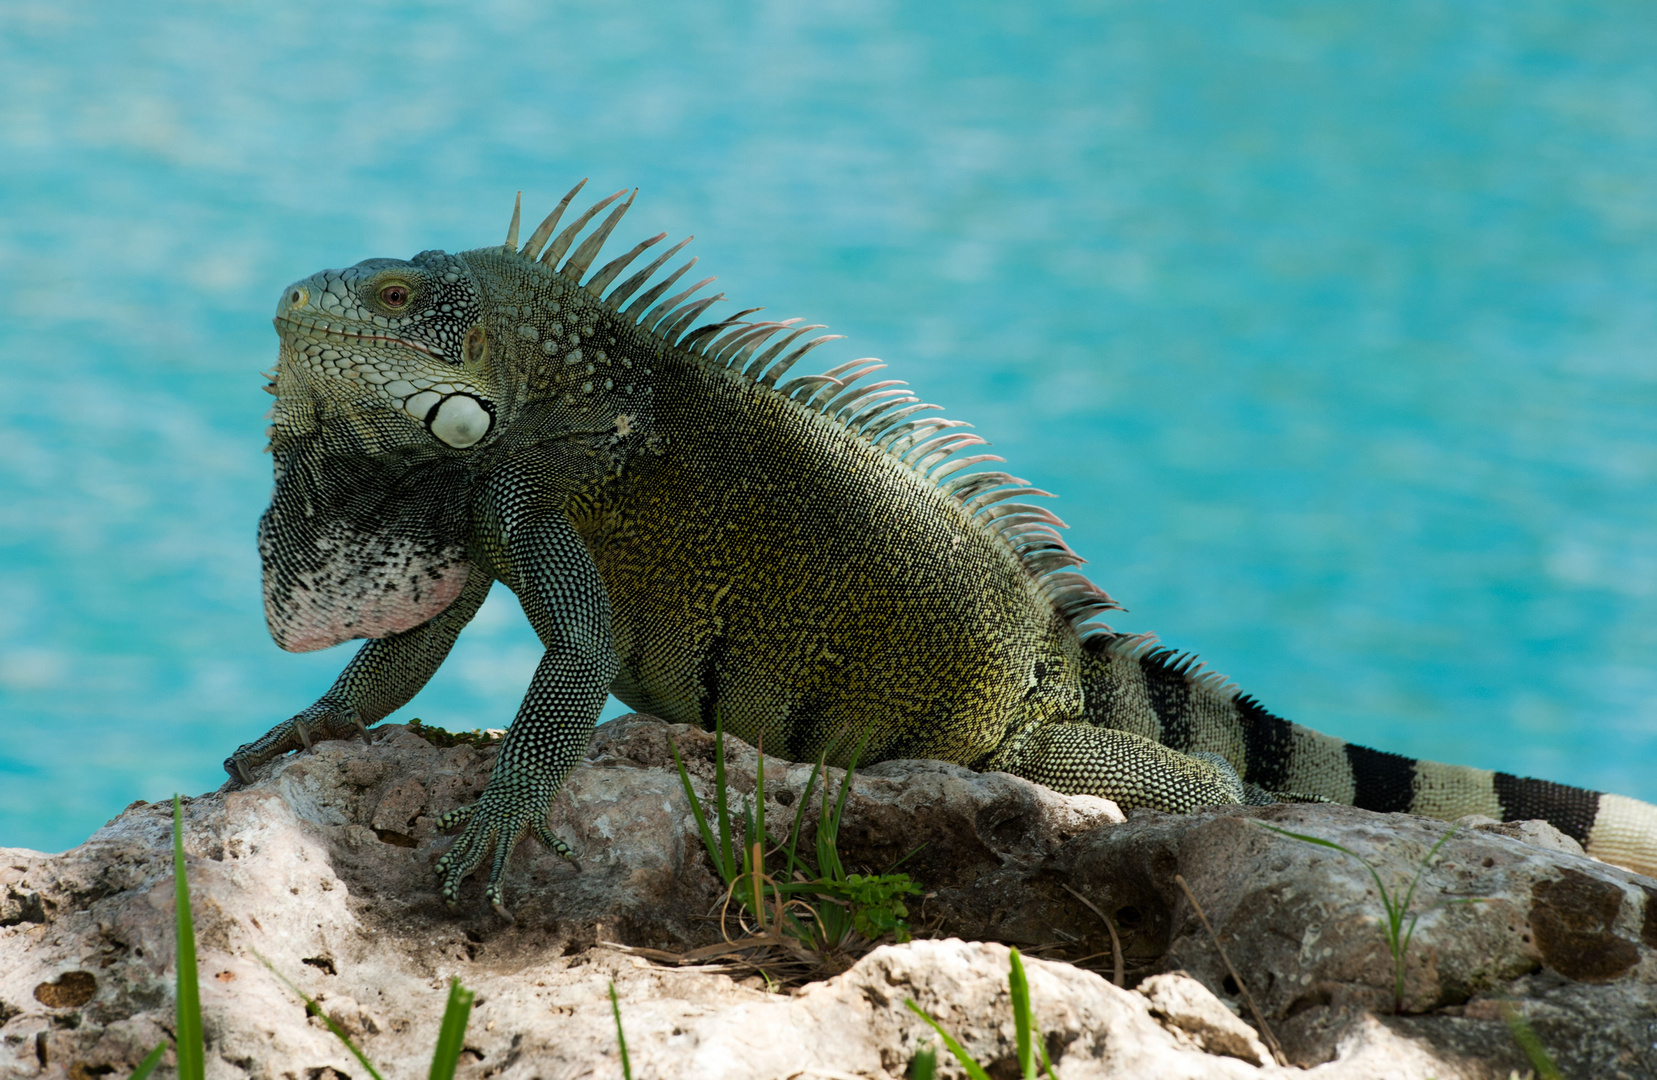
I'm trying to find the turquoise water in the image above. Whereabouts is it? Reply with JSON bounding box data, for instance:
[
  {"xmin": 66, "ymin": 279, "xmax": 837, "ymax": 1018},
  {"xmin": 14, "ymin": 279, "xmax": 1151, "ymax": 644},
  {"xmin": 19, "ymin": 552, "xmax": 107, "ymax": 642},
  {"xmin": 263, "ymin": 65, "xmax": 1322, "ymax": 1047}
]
[{"xmin": 3, "ymin": 1, "xmax": 1655, "ymax": 852}]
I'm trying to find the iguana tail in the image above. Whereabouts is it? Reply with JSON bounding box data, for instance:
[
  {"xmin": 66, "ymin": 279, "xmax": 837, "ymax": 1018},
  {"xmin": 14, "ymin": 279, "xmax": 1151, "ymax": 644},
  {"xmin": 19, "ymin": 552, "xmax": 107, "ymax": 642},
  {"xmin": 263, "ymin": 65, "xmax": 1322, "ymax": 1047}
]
[{"xmin": 1078, "ymin": 633, "xmax": 1657, "ymax": 877}]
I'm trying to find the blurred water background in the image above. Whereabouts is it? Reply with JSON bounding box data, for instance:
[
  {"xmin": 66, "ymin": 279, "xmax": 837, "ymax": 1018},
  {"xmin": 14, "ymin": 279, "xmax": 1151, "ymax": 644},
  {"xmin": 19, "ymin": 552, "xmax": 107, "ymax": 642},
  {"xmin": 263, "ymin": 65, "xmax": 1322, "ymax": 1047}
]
[{"xmin": 2, "ymin": 1, "xmax": 1655, "ymax": 852}]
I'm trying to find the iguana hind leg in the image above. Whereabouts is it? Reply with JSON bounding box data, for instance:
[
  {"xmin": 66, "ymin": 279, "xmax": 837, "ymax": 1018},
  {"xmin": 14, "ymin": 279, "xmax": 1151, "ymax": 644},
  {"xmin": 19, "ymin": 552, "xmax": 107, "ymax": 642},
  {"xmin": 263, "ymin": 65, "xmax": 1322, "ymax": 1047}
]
[{"xmin": 1000, "ymin": 723, "xmax": 1274, "ymax": 812}]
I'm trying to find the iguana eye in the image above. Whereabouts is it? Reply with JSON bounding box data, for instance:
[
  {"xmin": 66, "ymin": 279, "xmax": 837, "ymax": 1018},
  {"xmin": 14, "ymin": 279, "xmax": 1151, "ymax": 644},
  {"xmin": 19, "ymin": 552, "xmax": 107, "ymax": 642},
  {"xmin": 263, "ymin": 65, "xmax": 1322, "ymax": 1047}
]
[{"xmin": 378, "ymin": 283, "xmax": 411, "ymax": 308}]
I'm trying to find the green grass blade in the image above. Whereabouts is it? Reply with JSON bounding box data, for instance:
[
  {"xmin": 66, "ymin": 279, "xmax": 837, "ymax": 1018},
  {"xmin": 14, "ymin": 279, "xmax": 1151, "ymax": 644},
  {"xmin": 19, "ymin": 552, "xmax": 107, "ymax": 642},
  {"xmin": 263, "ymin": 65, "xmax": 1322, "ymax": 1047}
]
[
  {"xmin": 171, "ymin": 796, "xmax": 205, "ymax": 1080},
  {"xmin": 1399, "ymin": 910, "xmax": 1423, "ymax": 958},
  {"xmin": 907, "ymin": 1043, "xmax": 937, "ymax": 1080},
  {"xmin": 670, "ymin": 737, "xmax": 734, "ymax": 887},
  {"xmin": 754, "ymin": 734, "xmax": 767, "ymax": 867},
  {"xmin": 1257, "ymin": 824, "xmax": 1400, "ymax": 943},
  {"xmin": 253, "ymin": 951, "xmax": 387, "ymax": 1080},
  {"xmin": 1008, "ymin": 948, "xmax": 1035, "ymax": 1079},
  {"xmin": 714, "ymin": 708, "xmax": 733, "ymax": 881},
  {"xmin": 1261, "ymin": 821, "xmax": 1471, "ymax": 1017},
  {"xmin": 1397, "ymin": 827, "xmax": 1457, "ymax": 927},
  {"xmin": 904, "ymin": 1000, "xmax": 992, "ymax": 1080},
  {"xmin": 428, "ymin": 979, "xmax": 477, "ymax": 1080},
  {"xmin": 609, "ymin": 981, "xmax": 633, "ymax": 1080},
  {"xmin": 127, "ymin": 1041, "xmax": 168, "ymax": 1080},
  {"xmin": 816, "ymin": 801, "xmax": 836, "ymax": 881},
  {"xmin": 831, "ymin": 731, "xmax": 870, "ymax": 832},
  {"xmin": 817, "ymin": 732, "xmax": 869, "ymax": 883},
  {"xmin": 1254, "ymin": 822, "xmax": 1361, "ymax": 859},
  {"xmin": 886, "ymin": 841, "xmax": 929, "ymax": 873},
  {"xmin": 783, "ymin": 757, "xmax": 824, "ymax": 879},
  {"xmin": 815, "ymin": 752, "xmax": 844, "ymax": 882},
  {"xmin": 1500, "ymin": 1001, "xmax": 1562, "ymax": 1080}
]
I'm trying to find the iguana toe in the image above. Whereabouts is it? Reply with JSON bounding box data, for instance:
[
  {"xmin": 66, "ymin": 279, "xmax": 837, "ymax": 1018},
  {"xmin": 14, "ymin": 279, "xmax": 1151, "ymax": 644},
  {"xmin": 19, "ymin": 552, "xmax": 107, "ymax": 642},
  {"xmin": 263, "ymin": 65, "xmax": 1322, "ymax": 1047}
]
[
  {"xmin": 533, "ymin": 821, "xmax": 582, "ymax": 872},
  {"xmin": 434, "ymin": 807, "xmax": 497, "ymax": 907},
  {"xmin": 434, "ymin": 803, "xmax": 476, "ymax": 831}
]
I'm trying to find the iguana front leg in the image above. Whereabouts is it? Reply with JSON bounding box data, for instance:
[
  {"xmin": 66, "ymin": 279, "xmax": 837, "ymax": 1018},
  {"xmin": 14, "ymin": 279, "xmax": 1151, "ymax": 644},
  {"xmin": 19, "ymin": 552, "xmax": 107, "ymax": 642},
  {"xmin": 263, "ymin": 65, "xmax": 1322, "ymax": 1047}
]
[
  {"xmin": 224, "ymin": 566, "xmax": 495, "ymax": 783},
  {"xmin": 434, "ymin": 469, "xmax": 619, "ymax": 916}
]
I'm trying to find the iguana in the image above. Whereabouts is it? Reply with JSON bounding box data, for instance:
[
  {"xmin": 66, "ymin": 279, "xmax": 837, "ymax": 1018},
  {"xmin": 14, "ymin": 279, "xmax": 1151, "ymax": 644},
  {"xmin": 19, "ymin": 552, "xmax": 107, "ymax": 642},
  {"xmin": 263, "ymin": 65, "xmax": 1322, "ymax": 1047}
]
[{"xmin": 229, "ymin": 182, "xmax": 1657, "ymax": 912}]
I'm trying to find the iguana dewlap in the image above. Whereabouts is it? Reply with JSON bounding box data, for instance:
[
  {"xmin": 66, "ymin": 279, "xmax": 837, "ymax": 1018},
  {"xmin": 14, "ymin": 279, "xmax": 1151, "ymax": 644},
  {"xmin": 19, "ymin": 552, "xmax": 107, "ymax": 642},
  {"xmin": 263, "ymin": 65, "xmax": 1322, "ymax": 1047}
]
[{"xmin": 229, "ymin": 184, "xmax": 1657, "ymax": 911}]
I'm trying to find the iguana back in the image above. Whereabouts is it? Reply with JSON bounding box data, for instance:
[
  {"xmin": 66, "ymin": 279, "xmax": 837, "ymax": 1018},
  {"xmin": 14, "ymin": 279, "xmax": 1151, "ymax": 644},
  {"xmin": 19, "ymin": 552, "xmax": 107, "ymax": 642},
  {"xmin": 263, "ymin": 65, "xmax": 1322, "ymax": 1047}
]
[{"xmin": 230, "ymin": 184, "xmax": 1657, "ymax": 911}]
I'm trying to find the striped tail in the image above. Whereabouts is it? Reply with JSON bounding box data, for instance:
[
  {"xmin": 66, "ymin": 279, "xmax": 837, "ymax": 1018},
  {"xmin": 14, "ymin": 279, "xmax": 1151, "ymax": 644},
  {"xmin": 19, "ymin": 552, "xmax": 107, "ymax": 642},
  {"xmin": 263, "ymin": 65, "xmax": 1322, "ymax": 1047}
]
[{"xmin": 1079, "ymin": 633, "xmax": 1657, "ymax": 878}]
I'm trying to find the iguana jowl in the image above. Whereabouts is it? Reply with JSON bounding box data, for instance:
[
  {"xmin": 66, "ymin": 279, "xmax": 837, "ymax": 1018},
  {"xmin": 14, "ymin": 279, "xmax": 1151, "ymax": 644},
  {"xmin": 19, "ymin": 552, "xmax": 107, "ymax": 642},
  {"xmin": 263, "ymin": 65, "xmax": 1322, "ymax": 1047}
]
[{"xmin": 231, "ymin": 183, "xmax": 1657, "ymax": 911}]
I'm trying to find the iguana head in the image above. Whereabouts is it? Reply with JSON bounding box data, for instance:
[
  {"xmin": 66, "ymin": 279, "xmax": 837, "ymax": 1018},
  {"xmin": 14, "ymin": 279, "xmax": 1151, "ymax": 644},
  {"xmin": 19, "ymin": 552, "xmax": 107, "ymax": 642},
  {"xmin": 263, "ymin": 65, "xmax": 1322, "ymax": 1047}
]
[
  {"xmin": 259, "ymin": 248, "xmax": 499, "ymax": 653},
  {"xmin": 268, "ymin": 250, "xmax": 501, "ymax": 454},
  {"xmin": 258, "ymin": 183, "xmax": 720, "ymax": 653}
]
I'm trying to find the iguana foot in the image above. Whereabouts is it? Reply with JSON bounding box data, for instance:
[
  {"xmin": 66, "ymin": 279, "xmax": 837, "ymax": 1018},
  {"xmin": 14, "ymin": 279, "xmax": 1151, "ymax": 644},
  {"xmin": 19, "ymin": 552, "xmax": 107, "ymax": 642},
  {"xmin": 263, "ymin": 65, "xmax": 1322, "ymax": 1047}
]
[
  {"xmin": 435, "ymin": 773, "xmax": 581, "ymax": 916},
  {"xmin": 223, "ymin": 698, "xmax": 375, "ymax": 784},
  {"xmin": 1002, "ymin": 724, "xmax": 1253, "ymax": 812}
]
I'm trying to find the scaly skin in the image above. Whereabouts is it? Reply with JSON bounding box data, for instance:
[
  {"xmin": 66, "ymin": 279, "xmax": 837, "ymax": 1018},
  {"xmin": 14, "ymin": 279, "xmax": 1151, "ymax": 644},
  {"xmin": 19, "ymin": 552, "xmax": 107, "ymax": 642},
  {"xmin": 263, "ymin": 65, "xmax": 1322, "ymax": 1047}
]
[{"xmin": 227, "ymin": 184, "xmax": 1657, "ymax": 912}]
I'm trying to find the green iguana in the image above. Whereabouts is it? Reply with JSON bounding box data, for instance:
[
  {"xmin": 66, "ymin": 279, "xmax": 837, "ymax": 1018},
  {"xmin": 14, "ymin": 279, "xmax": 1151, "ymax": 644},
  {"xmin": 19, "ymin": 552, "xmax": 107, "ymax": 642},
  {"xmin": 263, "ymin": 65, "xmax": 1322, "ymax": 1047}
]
[{"xmin": 229, "ymin": 182, "xmax": 1657, "ymax": 913}]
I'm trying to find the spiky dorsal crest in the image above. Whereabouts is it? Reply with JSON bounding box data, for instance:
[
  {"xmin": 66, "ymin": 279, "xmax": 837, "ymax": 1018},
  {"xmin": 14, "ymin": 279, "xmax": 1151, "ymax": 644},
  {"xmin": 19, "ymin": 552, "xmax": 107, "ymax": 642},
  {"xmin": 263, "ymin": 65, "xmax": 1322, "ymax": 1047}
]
[
  {"xmin": 1099, "ymin": 632, "xmax": 1245, "ymax": 700},
  {"xmin": 499, "ymin": 185, "xmax": 1123, "ymax": 638}
]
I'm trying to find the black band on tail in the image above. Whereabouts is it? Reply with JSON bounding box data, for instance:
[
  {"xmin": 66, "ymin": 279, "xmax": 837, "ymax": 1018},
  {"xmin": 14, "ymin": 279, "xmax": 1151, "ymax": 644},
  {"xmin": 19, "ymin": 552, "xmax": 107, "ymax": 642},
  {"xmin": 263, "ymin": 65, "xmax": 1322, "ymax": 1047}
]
[
  {"xmin": 1346, "ymin": 743, "xmax": 1417, "ymax": 813},
  {"xmin": 1492, "ymin": 772, "xmax": 1600, "ymax": 844},
  {"xmin": 1236, "ymin": 694, "xmax": 1293, "ymax": 794}
]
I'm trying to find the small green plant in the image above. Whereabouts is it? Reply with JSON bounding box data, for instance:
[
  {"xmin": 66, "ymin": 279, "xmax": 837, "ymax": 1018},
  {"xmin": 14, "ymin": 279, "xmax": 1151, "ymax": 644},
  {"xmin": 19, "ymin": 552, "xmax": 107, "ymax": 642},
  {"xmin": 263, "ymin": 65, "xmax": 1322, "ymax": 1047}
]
[
  {"xmin": 668, "ymin": 712, "xmax": 919, "ymax": 964},
  {"xmin": 842, "ymin": 873, "xmax": 919, "ymax": 940},
  {"xmin": 406, "ymin": 717, "xmax": 505, "ymax": 748},
  {"xmin": 1259, "ymin": 823, "xmax": 1482, "ymax": 1014},
  {"xmin": 1500, "ymin": 1001, "xmax": 1562, "ymax": 1080},
  {"xmin": 904, "ymin": 948, "xmax": 1055, "ymax": 1080},
  {"xmin": 609, "ymin": 981, "xmax": 633, "ymax": 1080},
  {"xmin": 257, "ymin": 954, "xmax": 390, "ymax": 1080}
]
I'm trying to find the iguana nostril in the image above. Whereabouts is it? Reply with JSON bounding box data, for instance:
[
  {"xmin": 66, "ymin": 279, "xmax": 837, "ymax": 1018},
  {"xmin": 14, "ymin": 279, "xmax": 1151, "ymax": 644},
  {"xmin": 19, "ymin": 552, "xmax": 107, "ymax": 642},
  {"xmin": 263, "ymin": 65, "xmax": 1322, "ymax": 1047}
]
[{"xmin": 428, "ymin": 393, "xmax": 493, "ymax": 448}]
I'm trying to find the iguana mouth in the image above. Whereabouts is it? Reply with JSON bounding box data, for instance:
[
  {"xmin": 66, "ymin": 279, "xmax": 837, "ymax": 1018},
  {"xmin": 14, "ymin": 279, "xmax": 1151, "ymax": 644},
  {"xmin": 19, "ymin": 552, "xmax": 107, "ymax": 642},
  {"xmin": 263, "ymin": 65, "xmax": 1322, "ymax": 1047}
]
[{"xmin": 274, "ymin": 312, "xmax": 447, "ymax": 360}]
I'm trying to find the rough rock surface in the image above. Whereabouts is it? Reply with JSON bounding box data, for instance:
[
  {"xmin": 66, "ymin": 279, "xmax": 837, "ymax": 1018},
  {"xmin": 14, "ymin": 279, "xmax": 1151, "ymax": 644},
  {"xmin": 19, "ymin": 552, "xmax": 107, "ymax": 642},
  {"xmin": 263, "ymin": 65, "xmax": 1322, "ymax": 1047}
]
[
  {"xmin": 2, "ymin": 714, "xmax": 1655, "ymax": 1078},
  {"xmin": 1138, "ymin": 972, "xmax": 1274, "ymax": 1065}
]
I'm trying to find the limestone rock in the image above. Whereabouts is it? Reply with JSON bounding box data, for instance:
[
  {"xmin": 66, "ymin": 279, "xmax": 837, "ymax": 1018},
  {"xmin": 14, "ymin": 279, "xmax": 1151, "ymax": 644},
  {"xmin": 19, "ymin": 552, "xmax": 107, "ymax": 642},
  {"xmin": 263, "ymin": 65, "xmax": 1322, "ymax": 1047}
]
[
  {"xmin": 1055, "ymin": 800, "xmax": 1657, "ymax": 1074},
  {"xmin": 1139, "ymin": 971, "xmax": 1273, "ymax": 1065},
  {"xmin": 2, "ymin": 714, "xmax": 1654, "ymax": 1078}
]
